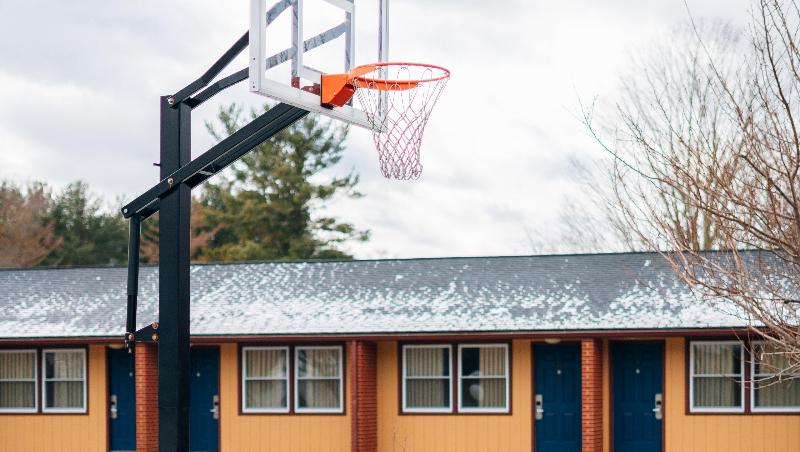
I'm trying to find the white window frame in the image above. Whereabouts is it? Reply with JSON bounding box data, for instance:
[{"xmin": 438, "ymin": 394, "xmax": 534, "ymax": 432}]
[
  {"xmin": 750, "ymin": 341, "xmax": 800, "ymax": 413},
  {"xmin": 457, "ymin": 343, "xmax": 510, "ymax": 414},
  {"xmin": 0, "ymin": 349, "xmax": 38, "ymax": 413},
  {"xmin": 294, "ymin": 345, "xmax": 344, "ymax": 414},
  {"xmin": 241, "ymin": 346, "xmax": 290, "ymax": 414},
  {"xmin": 402, "ymin": 344, "xmax": 453, "ymax": 413},
  {"xmin": 41, "ymin": 348, "xmax": 87, "ymax": 414},
  {"xmin": 689, "ymin": 340, "xmax": 745, "ymax": 413}
]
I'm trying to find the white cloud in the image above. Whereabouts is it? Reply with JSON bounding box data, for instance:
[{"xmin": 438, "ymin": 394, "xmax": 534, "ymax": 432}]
[{"xmin": 0, "ymin": 0, "xmax": 749, "ymax": 258}]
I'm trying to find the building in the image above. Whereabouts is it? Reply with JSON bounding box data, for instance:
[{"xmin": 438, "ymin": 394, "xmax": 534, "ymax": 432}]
[{"xmin": 0, "ymin": 252, "xmax": 798, "ymax": 452}]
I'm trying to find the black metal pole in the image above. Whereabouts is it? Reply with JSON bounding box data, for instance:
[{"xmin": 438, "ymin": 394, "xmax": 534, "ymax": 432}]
[
  {"xmin": 119, "ymin": 20, "xmax": 313, "ymax": 450},
  {"xmin": 158, "ymin": 96, "xmax": 192, "ymax": 451},
  {"xmin": 125, "ymin": 214, "xmax": 141, "ymax": 352}
]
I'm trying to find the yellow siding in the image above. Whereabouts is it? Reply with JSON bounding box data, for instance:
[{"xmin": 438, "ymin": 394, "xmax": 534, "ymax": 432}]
[
  {"xmin": 664, "ymin": 337, "xmax": 800, "ymax": 452},
  {"xmin": 377, "ymin": 340, "xmax": 532, "ymax": 452},
  {"xmin": 0, "ymin": 345, "xmax": 107, "ymax": 452},
  {"xmin": 219, "ymin": 343, "xmax": 351, "ymax": 452}
]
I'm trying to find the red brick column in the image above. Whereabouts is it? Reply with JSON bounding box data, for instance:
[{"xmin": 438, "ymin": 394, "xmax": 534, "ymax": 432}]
[
  {"xmin": 350, "ymin": 341, "xmax": 378, "ymax": 452},
  {"xmin": 135, "ymin": 343, "xmax": 159, "ymax": 452},
  {"xmin": 581, "ymin": 339, "xmax": 603, "ymax": 452}
]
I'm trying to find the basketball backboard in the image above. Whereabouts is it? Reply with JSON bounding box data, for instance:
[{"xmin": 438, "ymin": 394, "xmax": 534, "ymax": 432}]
[{"xmin": 249, "ymin": 0, "xmax": 388, "ymax": 130}]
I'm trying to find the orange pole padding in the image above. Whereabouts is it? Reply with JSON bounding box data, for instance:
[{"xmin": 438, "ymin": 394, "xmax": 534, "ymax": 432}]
[{"xmin": 320, "ymin": 73, "xmax": 356, "ymax": 108}]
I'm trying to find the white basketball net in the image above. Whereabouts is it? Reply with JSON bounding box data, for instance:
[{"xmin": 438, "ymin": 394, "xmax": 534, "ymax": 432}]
[{"xmin": 353, "ymin": 64, "xmax": 449, "ymax": 180}]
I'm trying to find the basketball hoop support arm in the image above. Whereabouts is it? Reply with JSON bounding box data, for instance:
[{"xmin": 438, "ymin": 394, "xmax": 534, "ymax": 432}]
[
  {"xmin": 122, "ymin": 26, "xmax": 308, "ymax": 452},
  {"xmin": 121, "ymin": 103, "xmax": 308, "ymax": 219}
]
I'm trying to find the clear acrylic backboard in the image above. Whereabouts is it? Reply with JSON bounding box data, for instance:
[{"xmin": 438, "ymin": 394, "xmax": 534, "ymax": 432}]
[{"xmin": 248, "ymin": 0, "xmax": 388, "ymax": 130}]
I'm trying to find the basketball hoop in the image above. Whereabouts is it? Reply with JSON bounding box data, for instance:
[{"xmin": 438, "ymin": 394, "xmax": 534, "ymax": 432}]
[{"xmin": 321, "ymin": 62, "xmax": 450, "ymax": 180}]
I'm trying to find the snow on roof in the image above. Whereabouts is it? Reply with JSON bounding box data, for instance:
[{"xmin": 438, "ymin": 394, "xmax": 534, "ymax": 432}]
[{"xmin": 0, "ymin": 253, "xmax": 749, "ymax": 339}]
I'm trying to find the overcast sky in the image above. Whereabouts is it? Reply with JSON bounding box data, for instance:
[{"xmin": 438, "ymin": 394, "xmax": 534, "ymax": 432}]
[{"xmin": 0, "ymin": 0, "xmax": 749, "ymax": 259}]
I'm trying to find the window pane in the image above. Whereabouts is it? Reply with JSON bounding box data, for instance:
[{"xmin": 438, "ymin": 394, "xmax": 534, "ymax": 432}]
[
  {"xmin": 297, "ymin": 380, "xmax": 340, "ymax": 409},
  {"xmin": 754, "ymin": 377, "xmax": 800, "ymax": 408},
  {"xmin": 461, "ymin": 347, "xmax": 505, "ymax": 377},
  {"xmin": 461, "ymin": 378, "xmax": 506, "ymax": 408},
  {"xmin": 0, "ymin": 382, "xmax": 35, "ymax": 409},
  {"xmin": 45, "ymin": 381, "xmax": 84, "ymax": 409},
  {"xmin": 298, "ymin": 349, "xmax": 340, "ymax": 378},
  {"xmin": 693, "ymin": 344, "xmax": 740, "ymax": 375},
  {"xmin": 406, "ymin": 379, "xmax": 450, "ymax": 408},
  {"xmin": 245, "ymin": 380, "xmax": 287, "ymax": 409},
  {"xmin": 0, "ymin": 352, "xmax": 35, "ymax": 379},
  {"xmin": 693, "ymin": 377, "xmax": 741, "ymax": 408},
  {"xmin": 45, "ymin": 351, "xmax": 84, "ymax": 379},
  {"xmin": 246, "ymin": 349, "xmax": 286, "ymax": 378},
  {"xmin": 406, "ymin": 348, "xmax": 449, "ymax": 377},
  {"xmin": 753, "ymin": 345, "xmax": 792, "ymax": 376}
]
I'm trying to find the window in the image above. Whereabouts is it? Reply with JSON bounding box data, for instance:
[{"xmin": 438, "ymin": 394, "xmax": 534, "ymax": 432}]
[
  {"xmin": 402, "ymin": 345, "xmax": 452, "ymax": 412},
  {"xmin": 751, "ymin": 342, "xmax": 800, "ymax": 412},
  {"xmin": 0, "ymin": 350, "xmax": 37, "ymax": 412},
  {"xmin": 42, "ymin": 349, "xmax": 86, "ymax": 413},
  {"xmin": 458, "ymin": 344, "xmax": 509, "ymax": 413},
  {"xmin": 295, "ymin": 346, "xmax": 343, "ymax": 413},
  {"xmin": 689, "ymin": 341, "xmax": 744, "ymax": 413},
  {"xmin": 242, "ymin": 347, "xmax": 289, "ymax": 413}
]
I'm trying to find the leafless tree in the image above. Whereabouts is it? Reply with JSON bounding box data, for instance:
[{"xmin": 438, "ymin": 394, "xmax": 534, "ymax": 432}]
[
  {"xmin": 0, "ymin": 181, "xmax": 61, "ymax": 267},
  {"xmin": 586, "ymin": 2, "xmax": 800, "ymax": 373},
  {"xmin": 523, "ymin": 159, "xmax": 630, "ymax": 255},
  {"xmin": 525, "ymin": 19, "xmax": 738, "ymax": 255},
  {"xmin": 581, "ymin": 20, "xmax": 742, "ymax": 249}
]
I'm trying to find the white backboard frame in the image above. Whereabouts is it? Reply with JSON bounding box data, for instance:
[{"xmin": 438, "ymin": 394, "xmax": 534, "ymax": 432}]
[{"xmin": 249, "ymin": 0, "xmax": 389, "ymax": 130}]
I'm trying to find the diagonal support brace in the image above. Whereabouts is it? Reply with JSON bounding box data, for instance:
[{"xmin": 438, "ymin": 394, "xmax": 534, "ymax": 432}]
[{"xmin": 121, "ymin": 103, "xmax": 308, "ymax": 219}]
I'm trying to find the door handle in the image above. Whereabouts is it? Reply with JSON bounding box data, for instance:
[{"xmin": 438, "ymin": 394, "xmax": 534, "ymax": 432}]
[
  {"xmin": 109, "ymin": 394, "xmax": 118, "ymax": 419},
  {"xmin": 534, "ymin": 394, "xmax": 543, "ymax": 420},
  {"xmin": 653, "ymin": 393, "xmax": 663, "ymax": 420},
  {"xmin": 210, "ymin": 394, "xmax": 219, "ymax": 420}
]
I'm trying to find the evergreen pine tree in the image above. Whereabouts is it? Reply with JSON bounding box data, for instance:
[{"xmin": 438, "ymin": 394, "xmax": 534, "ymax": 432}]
[
  {"xmin": 41, "ymin": 181, "xmax": 127, "ymax": 266},
  {"xmin": 200, "ymin": 103, "xmax": 369, "ymax": 261}
]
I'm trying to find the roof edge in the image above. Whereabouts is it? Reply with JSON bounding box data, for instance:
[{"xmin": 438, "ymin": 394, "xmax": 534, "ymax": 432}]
[
  {"xmin": 0, "ymin": 248, "xmax": 768, "ymax": 272},
  {"xmin": 0, "ymin": 326, "xmax": 758, "ymax": 344}
]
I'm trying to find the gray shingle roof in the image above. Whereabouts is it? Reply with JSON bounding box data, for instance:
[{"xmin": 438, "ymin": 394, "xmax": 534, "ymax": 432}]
[{"xmin": 0, "ymin": 253, "xmax": 747, "ymax": 339}]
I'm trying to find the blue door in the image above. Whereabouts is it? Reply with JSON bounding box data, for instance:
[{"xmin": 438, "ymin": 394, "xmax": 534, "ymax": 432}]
[
  {"xmin": 534, "ymin": 343, "xmax": 581, "ymax": 452},
  {"xmin": 108, "ymin": 348, "xmax": 136, "ymax": 452},
  {"xmin": 190, "ymin": 347, "xmax": 220, "ymax": 452},
  {"xmin": 612, "ymin": 342, "xmax": 663, "ymax": 452}
]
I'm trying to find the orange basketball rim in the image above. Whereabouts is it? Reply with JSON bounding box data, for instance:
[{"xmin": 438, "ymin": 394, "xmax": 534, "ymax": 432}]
[
  {"xmin": 320, "ymin": 61, "xmax": 450, "ymax": 180},
  {"xmin": 320, "ymin": 62, "xmax": 450, "ymax": 108}
]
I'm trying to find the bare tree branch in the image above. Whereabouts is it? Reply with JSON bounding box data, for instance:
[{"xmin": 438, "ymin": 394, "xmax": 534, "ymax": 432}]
[{"xmin": 586, "ymin": 5, "xmax": 800, "ymax": 372}]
